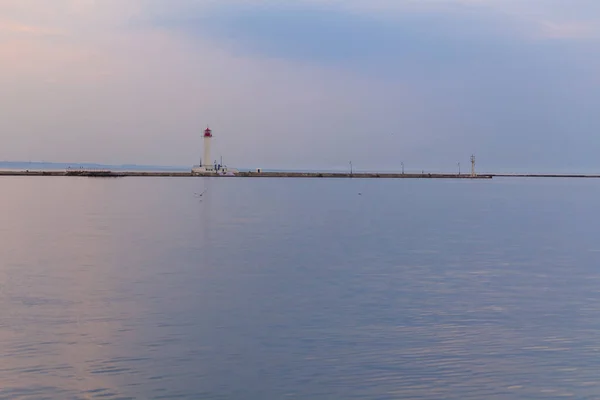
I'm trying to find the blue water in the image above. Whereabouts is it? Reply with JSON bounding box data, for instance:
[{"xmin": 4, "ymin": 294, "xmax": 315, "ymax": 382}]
[{"xmin": 1, "ymin": 176, "xmax": 600, "ymax": 399}]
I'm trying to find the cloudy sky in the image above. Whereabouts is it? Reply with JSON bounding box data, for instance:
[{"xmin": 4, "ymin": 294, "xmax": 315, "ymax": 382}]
[{"xmin": 1, "ymin": 0, "xmax": 599, "ymax": 172}]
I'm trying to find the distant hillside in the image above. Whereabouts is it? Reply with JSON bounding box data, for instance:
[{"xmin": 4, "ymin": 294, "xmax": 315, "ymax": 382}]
[{"xmin": 0, "ymin": 161, "xmax": 190, "ymax": 172}]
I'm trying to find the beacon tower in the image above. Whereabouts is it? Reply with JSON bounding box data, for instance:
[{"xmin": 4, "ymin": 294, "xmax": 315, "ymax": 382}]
[
  {"xmin": 192, "ymin": 126, "xmax": 237, "ymax": 175},
  {"xmin": 202, "ymin": 126, "xmax": 213, "ymax": 169}
]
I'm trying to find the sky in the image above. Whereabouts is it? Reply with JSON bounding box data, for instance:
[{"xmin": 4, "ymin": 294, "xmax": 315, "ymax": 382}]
[{"xmin": 1, "ymin": 0, "xmax": 599, "ymax": 172}]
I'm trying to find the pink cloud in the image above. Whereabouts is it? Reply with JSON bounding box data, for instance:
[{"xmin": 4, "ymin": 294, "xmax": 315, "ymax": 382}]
[
  {"xmin": 537, "ymin": 20, "xmax": 599, "ymax": 39},
  {"xmin": 0, "ymin": 20, "xmax": 66, "ymax": 36}
]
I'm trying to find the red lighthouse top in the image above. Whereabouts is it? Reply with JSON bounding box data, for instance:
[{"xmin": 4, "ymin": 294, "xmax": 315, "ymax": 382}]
[{"xmin": 204, "ymin": 126, "xmax": 212, "ymax": 138}]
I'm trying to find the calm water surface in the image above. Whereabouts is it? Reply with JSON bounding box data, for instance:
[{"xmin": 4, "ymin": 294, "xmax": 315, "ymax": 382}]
[{"xmin": 1, "ymin": 176, "xmax": 600, "ymax": 399}]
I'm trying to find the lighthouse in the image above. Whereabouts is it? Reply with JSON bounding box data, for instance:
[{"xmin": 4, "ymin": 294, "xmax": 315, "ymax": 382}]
[
  {"xmin": 191, "ymin": 126, "xmax": 237, "ymax": 175},
  {"xmin": 202, "ymin": 126, "xmax": 213, "ymax": 169}
]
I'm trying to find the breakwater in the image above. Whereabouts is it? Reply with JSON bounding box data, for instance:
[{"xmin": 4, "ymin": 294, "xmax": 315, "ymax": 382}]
[
  {"xmin": 0, "ymin": 170, "xmax": 494, "ymax": 179},
  {"xmin": 231, "ymin": 171, "xmax": 493, "ymax": 179},
  {"xmin": 6, "ymin": 170, "xmax": 600, "ymax": 179}
]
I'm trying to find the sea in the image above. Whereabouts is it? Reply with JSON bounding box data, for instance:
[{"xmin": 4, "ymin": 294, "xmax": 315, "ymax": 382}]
[{"xmin": 1, "ymin": 176, "xmax": 600, "ymax": 399}]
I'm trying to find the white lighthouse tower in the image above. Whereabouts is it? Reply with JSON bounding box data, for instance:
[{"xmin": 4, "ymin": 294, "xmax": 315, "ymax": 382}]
[
  {"xmin": 202, "ymin": 126, "xmax": 213, "ymax": 169},
  {"xmin": 191, "ymin": 126, "xmax": 237, "ymax": 175},
  {"xmin": 191, "ymin": 126, "xmax": 215, "ymax": 173}
]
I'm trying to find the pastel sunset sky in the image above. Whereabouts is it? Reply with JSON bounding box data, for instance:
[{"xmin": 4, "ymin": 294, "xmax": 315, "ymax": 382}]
[{"xmin": 1, "ymin": 0, "xmax": 599, "ymax": 171}]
